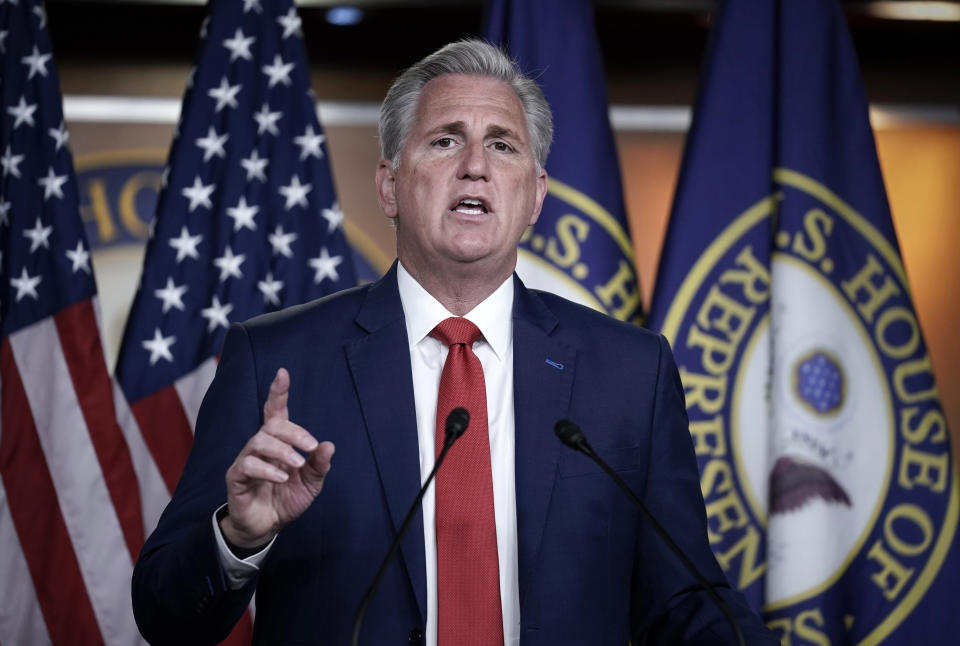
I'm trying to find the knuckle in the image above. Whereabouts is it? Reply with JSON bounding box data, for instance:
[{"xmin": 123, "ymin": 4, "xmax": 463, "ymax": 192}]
[
  {"xmin": 262, "ymin": 418, "xmax": 284, "ymax": 436},
  {"xmin": 240, "ymin": 454, "xmax": 264, "ymax": 474},
  {"xmin": 248, "ymin": 432, "xmax": 269, "ymax": 452}
]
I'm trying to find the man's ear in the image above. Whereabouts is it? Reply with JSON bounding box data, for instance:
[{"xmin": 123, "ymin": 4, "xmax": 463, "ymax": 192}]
[
  {"xmin": 375, "ymin": 160, "xmax": 399, "ymax": 219},
  {"xmin": 528, "ymin": 168, "xmax": 548, "ymax": 226}
]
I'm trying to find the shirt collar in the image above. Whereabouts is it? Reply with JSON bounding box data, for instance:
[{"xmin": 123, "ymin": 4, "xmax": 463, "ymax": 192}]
[{"xmin": 396, "ymin": 261, "xmax": 513, "ymax": 361}]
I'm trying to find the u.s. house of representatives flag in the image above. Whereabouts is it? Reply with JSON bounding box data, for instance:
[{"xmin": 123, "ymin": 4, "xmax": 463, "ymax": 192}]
[
  {"xmin": 115, "ymin": 0, "xmax": 355, "ymax": 510},
  {"xmin": 648, "ymin": 0, "xmax": 960, "ymax": 643},
  {"xmin": 484, "ymin": 0, "xmax": 641, "ymax": 324},
  {"xmin": 0, "ymin": 0, "xmax": 152, "ymax": 643}
]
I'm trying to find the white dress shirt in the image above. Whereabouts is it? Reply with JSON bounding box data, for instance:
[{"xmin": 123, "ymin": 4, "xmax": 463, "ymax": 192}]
[
  {"xmin": 214, "ymin": 263, "xmax": 520, "ymax": 645},
  {"xmin": 397, "ymin": 263, "xmax": 520, "ymax": 646}
]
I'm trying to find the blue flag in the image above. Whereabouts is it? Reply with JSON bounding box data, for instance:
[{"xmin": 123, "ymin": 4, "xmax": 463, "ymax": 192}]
[
  {"xmin": 115, "ymin": 0, "xmax": 356, "ymax": 500},
  {"xmin": 484, "ymin": 0, "xmax": 640, "ymax": 323},
  {"xmin": 648, "ymin": 0, "xmax": 960, "ymax": 642}
]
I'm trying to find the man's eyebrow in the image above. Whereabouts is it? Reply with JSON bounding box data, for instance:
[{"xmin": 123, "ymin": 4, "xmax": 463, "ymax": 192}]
[
  {"xmin": 429, "ymin": 121, "xmax": 467, "ymax": 137},
  {"xmin": 486, "ymin": 125, "xmax": 520, "ymax": 140}
]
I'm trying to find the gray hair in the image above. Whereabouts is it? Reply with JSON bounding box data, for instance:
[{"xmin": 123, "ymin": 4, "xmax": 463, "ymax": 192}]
[{"xmin": 378, "ymin": 39, "xmax": 553, "ymax": 170}]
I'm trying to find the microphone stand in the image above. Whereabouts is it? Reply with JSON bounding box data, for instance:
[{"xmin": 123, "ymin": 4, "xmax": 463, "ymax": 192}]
[
  {"xmin": 555, "ymin": 420, "xmax": 746, "ymax": 646},
  {"xmin": 350, "ymin": 408, "xmax": 469, "ymax": 646}
]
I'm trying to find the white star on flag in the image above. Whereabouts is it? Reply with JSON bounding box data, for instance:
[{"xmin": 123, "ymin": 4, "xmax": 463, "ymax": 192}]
[
  {"xmin": 208, "ymin": 76, "xmax": 241, "ymax": 112},
  {"xmin": 226, "ymin": 196, "xmax": 259, "ymax": 232},
  {"xmin": 262, "ymin": 54, "xmax": 294, "ymax": 88},
  {"xmin": 294, "ymin": 124, "xmax": 325, "ymax": 160},
  {"xmin": 253, "ymin": 103, "xmax": 282, "ymax": 136},
  {"xmin": 223, "ymin": 28, "xmax": 255, "ymax": 62},
  {"xmin": 276, "ymin": 7, "xmax": 302, "ymax": 39},
  {"xmin": 21, "ymin": 44, "xmax": 52, "ymax": 79},
  {"xmin": 308, "ymin": 247, "xmax": 343, "ymax": 284},
  {"xmin": 213, "ymin": 245, "xmax": 246, "ymax": 282},
  {"xmin": 322, "ymin": 202, "xmax": 344, "ymax": 233},
  {"xmin": 154, "ymin": 277, "xmax": 188, "ymax": 313},
  {"xmin": 257, "ymin": 272, "xmax": 284, "ymax": 306},
  {"xmin": 37, "ymin": 166, "xmax": 68, "ymax": 200},
  {"xmin": 142, "ymin": 328, "xmax": 176, "ymax": 365},
  {"xmin": 268, "ymin": 224, "xmax": 298, "ymax": 257},
  {"xmin": 48, "ymin": 120, "xmax": 69, "ymax": 151},
  {"xmin": 8, "ymin": 95, "xmax": 38, "ymax": 130},
  {"xmin": 201, "ymin": 295, "xmax": 233, "ymax": 332},
  {"xmin": 240, "ymin": 148, "xmax": 269, "ymax": 181},
  {"xmin": 113, "ymin": 3, "xmax": 357, "ymax": 578},
  {"xmin": 195, "ymin": 126, "xmax": 229, "ymax": 162},
  {"xmin": 168, "ymin": 226, "xmax": 203, "ymax": 262},
  {"xmin": 279, "ymin": 174, "xmax": 311, "ymax": 210},
  {"xmin": 0, "ymin": 199, "xmax": 11, "ymax": 226},
  {"xmin": 33, "ymin": 4, "xmax": 47, "ymax": 28},
  {"xmin": 65, "ymin": 240, "xmax": 91, "ymax": 273},
  {"xmin": 181, "ymin": 176, "xmax": 215, "ymax": 212},
  {"xmin": 1, "ymin": 144, "xmax": 24, "ymax": 178},
  {"xmin": 10, "ymin": 267, "xmax": 42, "ymax": 302},
  {"xmin": 23, "ymin": 216, "xmax": 53, "ymax": 253}
]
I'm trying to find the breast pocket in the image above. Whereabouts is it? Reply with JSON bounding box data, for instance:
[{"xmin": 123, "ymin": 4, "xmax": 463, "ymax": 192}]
[{"xmin": 557, "ymin": 445, "xmax": 640, "ymax": 479}]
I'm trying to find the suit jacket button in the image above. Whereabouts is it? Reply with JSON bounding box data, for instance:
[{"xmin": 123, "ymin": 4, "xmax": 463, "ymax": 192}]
[{"xmin": 408, "ymin": 628, "xmax": 423, "ymax": 645}]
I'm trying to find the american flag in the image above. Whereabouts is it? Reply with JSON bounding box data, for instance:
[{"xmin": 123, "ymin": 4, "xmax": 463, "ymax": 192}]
[
  {"xmin": 115, "ymin": 0, "xmax": 355, "ymax": 511},
  {"xmin": 0, "ymin": 0, "xmax": 150, "ymax": 643}
]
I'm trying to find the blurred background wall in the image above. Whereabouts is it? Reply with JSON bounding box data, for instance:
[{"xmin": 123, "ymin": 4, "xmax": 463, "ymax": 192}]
[{"xmin": 47, "ymin": 0, "xmax": 959, "ymax": 454}]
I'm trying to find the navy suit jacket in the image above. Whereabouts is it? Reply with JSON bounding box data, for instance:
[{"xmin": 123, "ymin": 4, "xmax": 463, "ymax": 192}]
[{"xmin": 132, "ymin": 266, "xmax": 776, "ymax": 645}]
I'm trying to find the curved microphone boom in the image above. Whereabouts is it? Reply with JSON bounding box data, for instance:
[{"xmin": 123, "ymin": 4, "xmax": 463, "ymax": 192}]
[
  {"xmin": 350, "ymin": 408, "xmax": 469, "ymax": 646},
  {"xmin": 554, "ymin": 419, "xmax": 746, "ymax": 646}
]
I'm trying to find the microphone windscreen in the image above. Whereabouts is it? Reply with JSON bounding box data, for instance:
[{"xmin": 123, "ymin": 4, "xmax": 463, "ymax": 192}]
[
  {"xmin": 445, "ymin": 407, "xmax": 470, "ymax": 440},
  {"xmin": 554, "ymin": 419, "xmax": 585, "ymax": 449}
]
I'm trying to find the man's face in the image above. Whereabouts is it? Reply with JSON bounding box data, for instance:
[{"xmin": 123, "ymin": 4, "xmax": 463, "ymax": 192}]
[{"xmin": 376, "ymin": 74, "xmax": 547, "ymax": 281}]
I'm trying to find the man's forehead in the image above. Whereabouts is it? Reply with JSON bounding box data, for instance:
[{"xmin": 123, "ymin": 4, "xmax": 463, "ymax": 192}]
[{"xmin": 415, "ymin": 74, "xmax": 526, "ymax": 126}]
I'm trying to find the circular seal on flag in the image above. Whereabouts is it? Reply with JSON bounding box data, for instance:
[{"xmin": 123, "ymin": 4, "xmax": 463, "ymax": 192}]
[
  {"xmin": 515, "ymin": 177, "xmax": 642, "ymax": 324},
  {"xmin": 660, "ymin": 168, "xmax": 958, "ymax": 644}
]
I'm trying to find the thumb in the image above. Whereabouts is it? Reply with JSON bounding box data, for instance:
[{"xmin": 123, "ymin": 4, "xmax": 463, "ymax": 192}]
[
  {"xmin": 263, "ymin": 368, "xmax": 290, "ymax": 422},
  {"xmin": 303, "ymin": 441, "xmax": 335, "ymax": 490}
]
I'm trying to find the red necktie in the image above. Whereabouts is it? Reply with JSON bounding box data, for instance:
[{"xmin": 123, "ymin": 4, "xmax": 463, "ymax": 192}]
[{"xmin": 431, "ymin": 317, "xmax": 503, "ymax": 645}]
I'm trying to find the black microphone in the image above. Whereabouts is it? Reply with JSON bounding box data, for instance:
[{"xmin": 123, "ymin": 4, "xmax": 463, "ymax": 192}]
[
  {"xmin": 351, "ymin": 408, "xmax": 469, "ymax": 646},
  {"xmin": 554, "ymin": 420, "xmax": 746, "ymax": 646}
]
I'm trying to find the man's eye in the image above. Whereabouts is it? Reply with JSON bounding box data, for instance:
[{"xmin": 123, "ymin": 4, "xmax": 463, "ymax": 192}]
[
  {"xmin": 491, "ymin": 141, "xmax": 513, "ymax": 153},
  {"xmin": 434, "ymin": 137, "xmax": 455, "ymax": 148}
]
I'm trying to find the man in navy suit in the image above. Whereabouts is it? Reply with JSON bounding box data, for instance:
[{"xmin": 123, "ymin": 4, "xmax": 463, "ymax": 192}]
[{"xmin": 132, "ymin": 40, "xmax": 776, "ymax": 645}]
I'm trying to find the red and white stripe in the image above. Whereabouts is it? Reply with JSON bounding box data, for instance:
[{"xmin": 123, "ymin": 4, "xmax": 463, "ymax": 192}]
[
  {"xmin": 124, "ymin": 355, "xmax": 257, "ymax": 644},
  {"xmin": 0, "ymin": 479, "xmax": 52, "ymax": 645},
  {"xmin": 0, "ymin": 297, "xmax": 254, "ymax": 644},
  {"xmin": 128, "ymin": 356, "xmax": 217, "ymax": 496},
  {"xmin": 0, "ymin": 300, "xmax": 146, "ymax": 645},
  {"xmin": 114, "ymin": 384, "xmax": 170, "ymax": 537},
  {"xmin": 92, "ymin": 303, "xmax": 170, "ymax": 537}
]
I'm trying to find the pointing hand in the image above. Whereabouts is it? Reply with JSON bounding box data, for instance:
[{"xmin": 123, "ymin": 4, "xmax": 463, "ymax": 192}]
[{"xmin": 221, "ymin": 368, "xmax": 335, "ymax": 548}]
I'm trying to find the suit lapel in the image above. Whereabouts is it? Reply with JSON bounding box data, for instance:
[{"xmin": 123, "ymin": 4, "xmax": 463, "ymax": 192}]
[
  {"xmin": 345, "ymin": 265, "xmax": 427, "ymax": 622},
  {"xmin": 511, "ymin": 278, "xmax": 577, "ymax": 608}
]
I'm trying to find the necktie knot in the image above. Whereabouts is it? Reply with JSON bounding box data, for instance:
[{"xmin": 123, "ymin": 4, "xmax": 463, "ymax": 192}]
[{"xmin": 430, "ymin": 316, "xmax": 482, "ymax": 348}]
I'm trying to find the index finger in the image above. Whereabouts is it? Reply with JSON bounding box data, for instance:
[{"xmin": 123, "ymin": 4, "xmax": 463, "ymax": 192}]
[{"xmin": 263, "ymin": 368, "xmax": 290, "ymax": 422}]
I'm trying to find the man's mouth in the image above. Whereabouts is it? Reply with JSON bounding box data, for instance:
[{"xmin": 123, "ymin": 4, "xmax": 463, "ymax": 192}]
[{"xmin": 450, "ymin": 198, "xmax": 488, "ymax": 215}]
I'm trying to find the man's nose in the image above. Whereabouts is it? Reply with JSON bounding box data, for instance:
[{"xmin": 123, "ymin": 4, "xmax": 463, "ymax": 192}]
[{"xmin": 457, "ymin": 140, "xmax": 489, "ymax": 181}]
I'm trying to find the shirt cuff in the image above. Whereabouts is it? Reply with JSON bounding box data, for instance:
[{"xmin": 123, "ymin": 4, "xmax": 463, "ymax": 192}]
[{"xmin": 212, "ymin": 503, "xmax": 276, "ymax": 590}]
